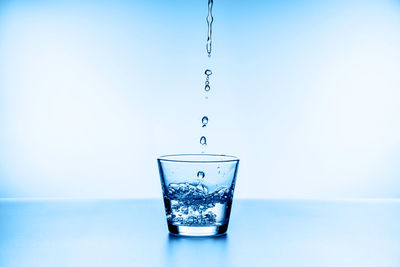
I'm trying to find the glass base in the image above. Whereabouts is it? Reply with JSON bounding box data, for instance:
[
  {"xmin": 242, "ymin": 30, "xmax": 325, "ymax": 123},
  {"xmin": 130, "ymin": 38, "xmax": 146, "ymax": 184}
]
[{"xmin": 168, "ymin": 224, "xmax": 228, "ymax": 237}]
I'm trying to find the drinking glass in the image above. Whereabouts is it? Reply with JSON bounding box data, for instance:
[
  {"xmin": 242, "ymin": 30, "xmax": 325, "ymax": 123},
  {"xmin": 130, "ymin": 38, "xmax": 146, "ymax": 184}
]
[{"xmin": 158, "ymin": 154, "xmax": 239, "ymax": 236}]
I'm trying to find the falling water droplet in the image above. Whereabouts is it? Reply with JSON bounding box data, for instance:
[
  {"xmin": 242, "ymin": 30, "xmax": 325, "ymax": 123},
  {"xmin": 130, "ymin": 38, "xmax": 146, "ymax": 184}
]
[
  {"xmin": 202, "ymin": 116, "xmax": 208, "ymax": 127},
  {"xmin": 197, "ymin": 171, "xmax": 205, "ymax": 179},
  {"xmin": 206, "ymin": 0, "xmax": 213, "ymax": 57},
  {"xmin": 217, "ymin": 166, "xmax": 221, "ymax": 174},
  {"xmin": 205, "ymin": 85, "xmax": 210, "ymax": 92},
  {"xmin": 200, "ymin": 136, "xmax": 207, "ymax": 146},
  {"xmin": 205, "ymin": 69, "xmax": 212, "ymax": 76}
]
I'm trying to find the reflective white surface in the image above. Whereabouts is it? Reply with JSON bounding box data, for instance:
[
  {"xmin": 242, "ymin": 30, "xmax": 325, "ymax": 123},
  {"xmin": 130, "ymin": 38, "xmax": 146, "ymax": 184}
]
[{"xmin": 0, "ymin": 199, "xmax": 399, "ymax": 267}]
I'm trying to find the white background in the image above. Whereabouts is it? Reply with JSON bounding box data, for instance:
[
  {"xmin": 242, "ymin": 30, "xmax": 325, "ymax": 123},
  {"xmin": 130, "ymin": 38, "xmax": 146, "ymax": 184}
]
[{"xmin": 0, "ymin": 0, "xmax": 399, "ymax": 198}]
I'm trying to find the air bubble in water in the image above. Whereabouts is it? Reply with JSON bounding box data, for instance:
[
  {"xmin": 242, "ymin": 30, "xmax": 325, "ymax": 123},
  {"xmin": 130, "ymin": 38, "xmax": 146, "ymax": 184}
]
[
  {"xmin": 202, "ymin": 116, "xmax": 208, "ymax": 127},
  {"xmin": 205, "ymin": 69, "xmax": 212, "ymax": 76},
  {"xmin": 205, "ymin": 85, "xmax": 210, "ymax": 92},
  {"xmin": 200, "ymin": 136, "xmax": 207, "ymax": 146},
  {"xmin": 197, "ymin": 171, "xmax": 205, "ymax": 179}
]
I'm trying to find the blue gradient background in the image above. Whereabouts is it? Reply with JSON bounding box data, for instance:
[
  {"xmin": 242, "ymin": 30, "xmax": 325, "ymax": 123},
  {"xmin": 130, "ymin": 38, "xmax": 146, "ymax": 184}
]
[{"xmin": 1, "ymin": 0, "xmax": 400, "ymax": 198}]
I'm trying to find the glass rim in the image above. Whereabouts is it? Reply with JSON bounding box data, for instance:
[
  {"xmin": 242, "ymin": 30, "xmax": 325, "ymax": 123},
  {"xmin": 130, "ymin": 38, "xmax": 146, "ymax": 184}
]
[{"xmin": 158, "ymin": 154, "xmax": 239, "ymax": 163}]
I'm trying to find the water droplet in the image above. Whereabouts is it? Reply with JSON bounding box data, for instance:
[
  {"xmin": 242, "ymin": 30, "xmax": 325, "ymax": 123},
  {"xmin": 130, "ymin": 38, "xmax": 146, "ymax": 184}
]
[
  {"xmin": 205, "ymin": 85, "xmax": 210, "ymax": 92},
  {"xmin": 200, "ymin": 136, "xmax": 207, "ymax": 145},
  {"xmin": 205, "ymin": 80, "xmax": 209, "ymax": 85},
  {"xmin": 197, "ymin": 171, "xmax": 205, "ymax": 179},
  {"xmin": 202, "ymin": 116, "xmax": 208, "ymax": 127},
  {"xmin": 217, "ymin": 166, "xmax": 221, "ymax": 174},
  {"xmin": 205, "ymin": 69, "xmax": 212, "ymax": 76}
]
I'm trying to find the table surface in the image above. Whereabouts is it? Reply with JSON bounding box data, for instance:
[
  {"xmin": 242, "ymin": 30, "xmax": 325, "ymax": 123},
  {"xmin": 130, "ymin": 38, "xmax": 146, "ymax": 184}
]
[{"xmin": 0, "ymin": 199, "xmax": 399, "ymax": 267}]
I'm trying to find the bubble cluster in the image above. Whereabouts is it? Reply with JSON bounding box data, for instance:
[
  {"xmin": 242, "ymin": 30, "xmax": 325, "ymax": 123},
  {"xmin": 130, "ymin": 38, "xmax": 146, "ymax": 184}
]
[
  {"xmin": 166, "ymin": 183, "xmax": 232, "ymax": 205},
  {"xmin": 164, "ymin": 182, "xmax": 233, "ymax": 225}
]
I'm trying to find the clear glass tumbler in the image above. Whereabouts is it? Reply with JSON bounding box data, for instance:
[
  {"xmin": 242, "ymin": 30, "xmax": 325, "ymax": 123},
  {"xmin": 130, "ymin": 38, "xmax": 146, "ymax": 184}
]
[{"xmin": 158, "ymin": 154, "xmax": 239, "ymax": 236}]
